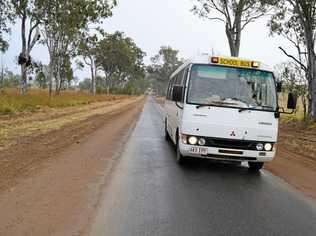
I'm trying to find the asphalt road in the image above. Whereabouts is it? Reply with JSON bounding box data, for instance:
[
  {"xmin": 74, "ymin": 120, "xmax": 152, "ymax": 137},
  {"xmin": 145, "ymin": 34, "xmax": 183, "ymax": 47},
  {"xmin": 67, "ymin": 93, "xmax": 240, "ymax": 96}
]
[{"xmin": 90, "ymin": 98, "xmax": 316, "ymax": 236}]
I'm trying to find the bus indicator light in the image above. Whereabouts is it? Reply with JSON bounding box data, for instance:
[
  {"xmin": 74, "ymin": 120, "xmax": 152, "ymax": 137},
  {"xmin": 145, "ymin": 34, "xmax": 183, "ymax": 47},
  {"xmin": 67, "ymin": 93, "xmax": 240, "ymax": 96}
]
[
  {"xmin": 211, "ymin": 57, "xmax": 219, "ymax": 63},
  {"xmin": 252, "ymin": 61, "xmax": 260, "ymax": 68}
]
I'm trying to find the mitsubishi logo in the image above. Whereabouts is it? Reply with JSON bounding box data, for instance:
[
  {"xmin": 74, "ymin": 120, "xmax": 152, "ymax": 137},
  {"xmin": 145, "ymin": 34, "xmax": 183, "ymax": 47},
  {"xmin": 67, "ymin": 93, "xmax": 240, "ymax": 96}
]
[{"xmin": 230, "ymin": 131, "xmax": 236, "ymax": 137}]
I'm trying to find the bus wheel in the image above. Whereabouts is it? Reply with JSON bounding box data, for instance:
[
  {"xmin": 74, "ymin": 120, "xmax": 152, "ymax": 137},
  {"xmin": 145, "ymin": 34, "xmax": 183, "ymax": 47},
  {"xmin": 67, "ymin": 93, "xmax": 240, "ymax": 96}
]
[
  {"xmin": 248, "ymin": 162, "xmax": 264, "ymax": 172},
  {"xmin": 164, "ymin": 119, "xmax": 171, "ymax": 142},
  {"xmin": 176, "ymin": 136, "xmax": 185, "ymax": 164}
]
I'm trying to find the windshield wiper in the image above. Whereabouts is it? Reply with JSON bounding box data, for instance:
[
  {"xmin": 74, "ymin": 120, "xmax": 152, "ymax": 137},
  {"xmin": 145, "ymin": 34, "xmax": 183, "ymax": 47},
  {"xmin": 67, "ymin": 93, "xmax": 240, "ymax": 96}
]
[
  {"xmin": 239, "ymin": 105, "xmax": 274, "ymax": 113},
  {"xmin": 196, "ymin": 101, "xmax": 237, "ymax": 109},
  {"xmin": 227, "ymin": 97, "xmax": 249, "ymax": 105}
]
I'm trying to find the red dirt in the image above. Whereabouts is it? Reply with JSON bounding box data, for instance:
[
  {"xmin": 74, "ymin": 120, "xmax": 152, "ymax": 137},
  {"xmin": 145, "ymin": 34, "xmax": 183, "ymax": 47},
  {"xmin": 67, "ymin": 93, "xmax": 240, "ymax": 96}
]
[
  {"xmin": 0, "ymin": 98, "xmax": 145, "ymax": 236},
  {"xmin": 265, "ymin": 122, "xmax": 316, "ymax": 200}
]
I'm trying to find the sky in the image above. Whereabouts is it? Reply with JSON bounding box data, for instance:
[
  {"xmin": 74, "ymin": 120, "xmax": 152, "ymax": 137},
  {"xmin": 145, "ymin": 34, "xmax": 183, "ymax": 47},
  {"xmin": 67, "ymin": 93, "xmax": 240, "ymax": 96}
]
[{"xmin": 1, "ymin": 0, "xmax": 294, "ymax": 80}]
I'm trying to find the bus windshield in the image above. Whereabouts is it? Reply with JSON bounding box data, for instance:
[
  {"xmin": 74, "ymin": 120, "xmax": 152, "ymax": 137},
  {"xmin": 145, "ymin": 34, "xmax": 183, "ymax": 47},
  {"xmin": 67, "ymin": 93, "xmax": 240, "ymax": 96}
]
[{"xmin": 187, "ymin": 64, "xmax": 277, "ymax": 111}]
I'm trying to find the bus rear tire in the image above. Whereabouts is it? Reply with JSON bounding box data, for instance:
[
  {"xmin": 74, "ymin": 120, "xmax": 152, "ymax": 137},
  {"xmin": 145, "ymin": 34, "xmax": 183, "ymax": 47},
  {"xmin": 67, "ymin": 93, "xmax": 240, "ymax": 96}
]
[{"xmin": 248, "ymin": 162, "xmax": 264, "ymax": 172}]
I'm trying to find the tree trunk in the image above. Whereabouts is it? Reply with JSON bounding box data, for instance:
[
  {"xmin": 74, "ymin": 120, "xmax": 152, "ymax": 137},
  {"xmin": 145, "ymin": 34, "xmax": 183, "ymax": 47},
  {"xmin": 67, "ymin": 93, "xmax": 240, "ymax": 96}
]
[
  {"xmin": 94, "ymin": 64, "xmax": 97, "ymax": 94},
  {"xmin": 225, "ymin": 24, "xmax": 240, "ymax": 57},
  {"xmin": 0, "ymin": 65, "xmax": 4, "ymax": 89},
  {"xmin": 226, "ymin": 25, "xmax": 237, "ymax": 57},
  {"xmin": 90, "ymin": 59, "xmax": 96, "ymax": 95},
  {"xmin": 306, "ymin": 42, "xmax": 316, "ymax": 120},
  {"xmin": 20, "ymin": 63, "xmax": 28, "ymax": 94},
  {"xmin": 55, "ymin": 72, "xmax": 62, "ymax": 95},
  {"xmin": 311, "ymin": 74, "xmax": 316, "ymax": 120},
  {"xmin": 224, "ymin": 4, "xmax": 243, "ymax": 58},
  {"xmin": 48, "ymin": 60, "xmax": 53, "ymax": 97},
  {"xmin": 234, "ymin": 15, "xmax": 242, "ymax": 57},
  {"xmin": 302, "ymin": 95, "xmax": 307, "ymax": 121},
  {"xmin": 20, "ymin": 11, "xmax": 28, "ymax": 95}
]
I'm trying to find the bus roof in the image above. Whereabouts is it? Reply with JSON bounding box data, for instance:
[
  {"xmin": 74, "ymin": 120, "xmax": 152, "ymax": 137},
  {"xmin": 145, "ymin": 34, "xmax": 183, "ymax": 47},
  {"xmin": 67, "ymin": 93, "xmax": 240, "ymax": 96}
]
[{"xmin": 171, "ymin": 54, "xmax": 274, "ymax": 78}]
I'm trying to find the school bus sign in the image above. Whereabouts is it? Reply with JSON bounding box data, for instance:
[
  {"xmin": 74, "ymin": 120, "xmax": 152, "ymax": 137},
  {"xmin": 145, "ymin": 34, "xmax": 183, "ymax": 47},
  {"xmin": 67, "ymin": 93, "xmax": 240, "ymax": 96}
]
[{"xmin": 210, "ymin": 57, "xmax": 260, "ymax": 69}]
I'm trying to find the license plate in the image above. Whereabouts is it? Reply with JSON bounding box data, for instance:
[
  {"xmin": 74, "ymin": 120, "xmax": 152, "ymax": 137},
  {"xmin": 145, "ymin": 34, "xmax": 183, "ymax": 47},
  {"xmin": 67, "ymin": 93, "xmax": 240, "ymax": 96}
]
[{"xmin": 189, "ymin": 147, "xmax": 208, "ymax": 155}]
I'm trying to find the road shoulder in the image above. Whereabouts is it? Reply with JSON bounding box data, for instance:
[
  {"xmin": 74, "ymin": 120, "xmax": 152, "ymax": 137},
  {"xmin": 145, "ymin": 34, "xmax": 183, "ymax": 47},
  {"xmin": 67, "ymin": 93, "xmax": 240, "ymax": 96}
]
[{"xmin": 0, "ymin": 97, "xmax": 145, "ymax": 236}]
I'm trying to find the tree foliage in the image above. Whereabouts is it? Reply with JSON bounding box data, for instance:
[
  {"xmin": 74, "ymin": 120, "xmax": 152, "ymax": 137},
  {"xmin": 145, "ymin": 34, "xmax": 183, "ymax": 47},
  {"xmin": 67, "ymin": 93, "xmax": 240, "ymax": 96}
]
[
  {"xmin": 268, "ymin": 0, "xmax": 316, "ymax": 119},
  {"xmin": 0, "ymin": 0, "xmax": 14, "ymax": 52},
  {"xmin": 77, "ymin": 33, "xmax": 100, "ymax": 95},
  {"xmin": 10, "ymin": 0, "xmax": 44, "ymax": 94},
  {"xmin": 40, "ymin": 0, "xmax": 116, "ymax": 95},
  {"xmin": 192, "ymin": 0, "xmax": 272, "ymax": 56},
  {"xmin": 95, "ymin": 31, "xmax": 146, "ymax": 94},
  {"xmin": 147, "ymin": 46, "xmax": 182, "ymax": 95}
]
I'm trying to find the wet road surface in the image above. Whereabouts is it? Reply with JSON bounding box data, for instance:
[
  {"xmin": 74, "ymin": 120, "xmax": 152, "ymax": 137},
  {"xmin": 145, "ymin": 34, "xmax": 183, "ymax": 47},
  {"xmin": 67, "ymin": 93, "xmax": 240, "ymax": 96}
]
[{"xmin": 90, "ymin": 98, "xmax": 316, "ymax": 236}]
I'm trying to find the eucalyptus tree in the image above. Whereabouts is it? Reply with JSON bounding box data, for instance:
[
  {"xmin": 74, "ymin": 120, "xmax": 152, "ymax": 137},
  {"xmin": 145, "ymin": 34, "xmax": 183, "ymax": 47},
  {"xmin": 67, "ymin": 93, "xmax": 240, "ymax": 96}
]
[
  {"xmin": 0, "ymin": 0, "xmax": 14, "ymax": 52},
  {"xmin": 268, "ymin": 0, "xmax": 316, "ymax": 119},
  {"xmin": 77, "ymin": 34, "xmax": 100, "ymax": 95},
  {"xmin": 11, "ymin": 0, "xmax": 43, "ymax": 94},
  {"xmin": 147, "ymin": 46, "xmax": 182, "ymax": 95},
  {"xmin": 40, "ymin": 0, "xmax": 116, "ymax": 95},
  {"xmin": 192, "ymin": 0, "xmax": 272, "ymax": 57},
  {"xmin": 95, "ymin": 31, "xmax": 146, "ymax": 93}
]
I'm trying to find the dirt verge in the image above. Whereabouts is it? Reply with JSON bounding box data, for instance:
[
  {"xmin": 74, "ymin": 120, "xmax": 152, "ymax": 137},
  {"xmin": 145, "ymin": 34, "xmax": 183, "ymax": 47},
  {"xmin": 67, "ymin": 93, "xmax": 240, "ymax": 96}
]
[
  {"xmin": 0, "ymin": 97, "xmax": 145, "ymax": 236},
  {"xmin": 265, "ymin": 122, "xmax": 316, "ymax": 200}
]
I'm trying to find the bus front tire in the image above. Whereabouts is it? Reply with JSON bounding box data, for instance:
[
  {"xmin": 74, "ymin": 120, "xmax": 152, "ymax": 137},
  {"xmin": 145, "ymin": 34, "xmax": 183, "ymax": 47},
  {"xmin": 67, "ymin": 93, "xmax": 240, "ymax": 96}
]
[
  {"xmin": 248, "ymin": 162, "xmax": 264, "ymax": 171},
  {"xmin": 164, "ymin": 119, "xmax": 171, "ymax": 142},
  {"xmin": 176, "ymin": 137, "xmax": 185, "ymax": 164}
]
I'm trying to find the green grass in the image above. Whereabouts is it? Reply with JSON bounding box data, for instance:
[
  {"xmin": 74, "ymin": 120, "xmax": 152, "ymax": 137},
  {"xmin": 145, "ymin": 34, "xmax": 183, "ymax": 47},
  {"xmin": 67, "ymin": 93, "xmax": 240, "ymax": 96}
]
[{"xmin": 0, "ymin": 89, "xmax": 127, "ymax": 115}]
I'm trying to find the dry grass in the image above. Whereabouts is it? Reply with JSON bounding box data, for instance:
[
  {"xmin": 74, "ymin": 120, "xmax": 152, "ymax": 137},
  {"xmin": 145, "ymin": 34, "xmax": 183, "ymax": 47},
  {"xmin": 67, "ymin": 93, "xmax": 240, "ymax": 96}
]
[
  {"xmin": 0, "ymin": 89, "xmax": 128, "ymax": 115},
  {"xmin": 278, "ymin": 93, "xmax": 307, "ymax": 122},
  {"xmin": 0, "ymin": 96, "xmax": 143, "ymax": 151}
]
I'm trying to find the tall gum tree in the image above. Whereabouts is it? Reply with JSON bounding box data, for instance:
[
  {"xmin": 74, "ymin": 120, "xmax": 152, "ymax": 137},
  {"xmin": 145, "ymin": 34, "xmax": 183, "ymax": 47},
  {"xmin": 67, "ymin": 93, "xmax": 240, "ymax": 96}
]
[
  {"xmin": 95, "ymin": 31, "xmax": 145, "ymax": 94},
  {"xmin": 147, "ymin": 46, "xmax": 182, "ymax": 95},
  {"xmin": 77, "ymin": 33, "xmax": 100, "ymax": 95},
  {"xmin": 38, "ymin": 0, "xmax": 116, "ymax": 95},
  {"xmin": 192, "ymin": 0, "xmax": 272, "ymax": 57},
  {"xmin": 268, "ymin": 0, "xmax": 316, "ymax": 120},
  {"xmin": 268, "ymin": 3, "xmax": 311, "ymax": 119},
  {"xmin": 12, "ymin": 0, "xmax": 42, "ymax": 95},
  {"xmin": 0, "ymin": 0, "xmax": 14, "ymax": 52}
]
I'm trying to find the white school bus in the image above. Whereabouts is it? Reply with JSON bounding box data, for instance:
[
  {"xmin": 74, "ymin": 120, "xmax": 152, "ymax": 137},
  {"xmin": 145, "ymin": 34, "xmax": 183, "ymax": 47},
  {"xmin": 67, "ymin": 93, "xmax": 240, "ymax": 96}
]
[{"xmin": 164, "ymin": 55, "xmax": 296, "ymax": 171}]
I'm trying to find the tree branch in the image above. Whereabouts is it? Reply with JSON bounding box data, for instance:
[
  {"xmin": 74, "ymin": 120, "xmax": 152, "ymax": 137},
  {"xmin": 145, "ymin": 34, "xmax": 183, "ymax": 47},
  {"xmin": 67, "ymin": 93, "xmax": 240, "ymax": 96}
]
[
  {"xmin": 27, "ymin": 20, "xmax": 40, "ymax": 51},
  {"xmin": 279, "ymin": 46, "xmax": 307, "ymax": 71},
  {"xmin": 205, "ymin": 17, "xmax": 225, "ymax": 22}
]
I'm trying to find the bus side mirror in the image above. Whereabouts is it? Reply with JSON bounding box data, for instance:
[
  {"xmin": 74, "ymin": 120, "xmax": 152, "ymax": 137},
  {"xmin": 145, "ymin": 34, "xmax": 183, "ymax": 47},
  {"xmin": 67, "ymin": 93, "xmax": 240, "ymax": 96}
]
[
  {"xmin": 276, "ymin": 82, "xmax": 282, "ymax": 93},
  {"xmin": 287, "ymin": 92, "xmax": 297, "ymax": 110},
  {"xmin": 172, "ymin": 85, "xmax": 183, "ymax": 102}
]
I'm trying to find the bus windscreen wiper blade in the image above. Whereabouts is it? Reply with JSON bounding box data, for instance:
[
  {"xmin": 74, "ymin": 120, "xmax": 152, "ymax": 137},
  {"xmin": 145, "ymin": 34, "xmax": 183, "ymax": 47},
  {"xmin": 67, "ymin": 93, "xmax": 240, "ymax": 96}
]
[
  {"xmin": 238, "ymin": 107, "xmax": 256, "ymax": 112},
  {"xmin": 228, "ymin": 97, "xmax": 249, "ymax": 105},
  {"xmin": 239, "ymin": 105, "xmax": 274, "ymax": 112},
  {"xmin": 260, "ymin": 105, "xmax": 274, "ymax": 110},
  {"xmin": 196, "ymin": 101, "xmax": 237, "ymax": 109}
]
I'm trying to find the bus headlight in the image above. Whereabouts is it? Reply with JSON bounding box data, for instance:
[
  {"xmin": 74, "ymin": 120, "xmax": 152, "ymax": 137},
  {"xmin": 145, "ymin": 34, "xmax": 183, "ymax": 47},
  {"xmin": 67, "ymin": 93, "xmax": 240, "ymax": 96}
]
[
  {"xmin": 256, "ymin": 143, "xmax": 264, "ymax": 151},
  {"xmin": 264, "ymin": 143, "xmax": 273, "ymax": 151},
  {"xmin": 198, "ymin": 138, "xmax": 206, "ymax": 146},
  {"xmin": 188, "ymin": 136, "xmax": 198, "ymax": 145},
  {"xmin": 181, "ymin": 134, "xmax": 188, "ymax": 144}
]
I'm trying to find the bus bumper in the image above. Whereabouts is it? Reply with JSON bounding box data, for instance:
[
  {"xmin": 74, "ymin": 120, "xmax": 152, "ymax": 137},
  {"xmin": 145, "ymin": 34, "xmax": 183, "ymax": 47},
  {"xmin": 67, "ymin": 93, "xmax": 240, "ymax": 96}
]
[{"xmin": 179, "ymin": 142, "xmax": 276, "ymax": 162}]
